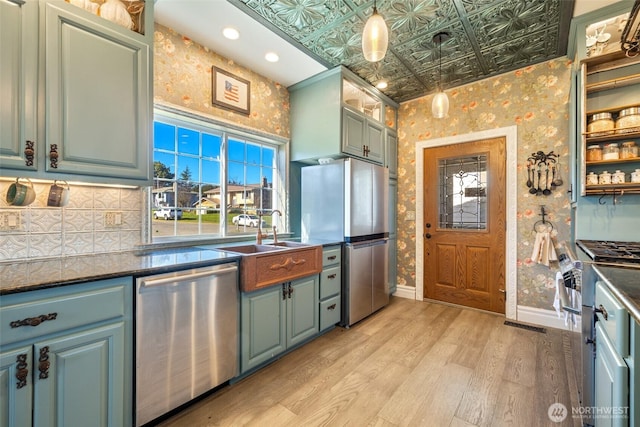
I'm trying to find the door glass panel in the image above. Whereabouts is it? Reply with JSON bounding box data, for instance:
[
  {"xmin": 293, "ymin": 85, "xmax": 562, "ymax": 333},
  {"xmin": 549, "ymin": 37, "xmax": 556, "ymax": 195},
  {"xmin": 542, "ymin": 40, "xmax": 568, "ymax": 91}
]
[{"xmin": 438, "ymin": 155, "xmax": 487, "ymax": 230}]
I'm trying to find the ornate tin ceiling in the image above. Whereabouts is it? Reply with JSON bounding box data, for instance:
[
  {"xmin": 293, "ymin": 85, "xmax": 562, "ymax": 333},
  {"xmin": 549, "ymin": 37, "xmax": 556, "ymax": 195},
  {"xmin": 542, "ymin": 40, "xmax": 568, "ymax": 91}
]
[{"xmin": 229, "ymin": 0, "xmax": 575, "ymax": 102}]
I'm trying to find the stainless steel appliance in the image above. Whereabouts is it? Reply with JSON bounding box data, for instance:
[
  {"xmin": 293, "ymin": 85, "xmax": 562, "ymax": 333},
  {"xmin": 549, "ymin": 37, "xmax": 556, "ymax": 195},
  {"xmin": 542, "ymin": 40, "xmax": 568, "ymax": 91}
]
[
  {"xmin": 135, "ymin": 263, "xmax": 238, "ymax": 426},
  {"xmin": 301, "ymin": 158, "xmax": 389, "ymax": 326},
  {"xmin": 572, "ymin": 240, "xmax": 640, "ymax": 427}
]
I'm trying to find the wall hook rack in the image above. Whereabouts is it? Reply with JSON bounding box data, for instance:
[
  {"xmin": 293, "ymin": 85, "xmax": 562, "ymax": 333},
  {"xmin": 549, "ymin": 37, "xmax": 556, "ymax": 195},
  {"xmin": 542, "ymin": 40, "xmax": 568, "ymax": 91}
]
[{"xmin": 526, "ymin": 151, "xmax": 561, "ymax": 196}]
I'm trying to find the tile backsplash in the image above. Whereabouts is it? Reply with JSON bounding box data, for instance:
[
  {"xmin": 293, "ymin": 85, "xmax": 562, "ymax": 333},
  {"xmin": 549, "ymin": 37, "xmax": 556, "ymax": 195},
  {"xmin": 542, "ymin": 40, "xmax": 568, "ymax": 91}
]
[{"xmin": 0, "ymin": 180, "xmax": 143, "ymax": 261}]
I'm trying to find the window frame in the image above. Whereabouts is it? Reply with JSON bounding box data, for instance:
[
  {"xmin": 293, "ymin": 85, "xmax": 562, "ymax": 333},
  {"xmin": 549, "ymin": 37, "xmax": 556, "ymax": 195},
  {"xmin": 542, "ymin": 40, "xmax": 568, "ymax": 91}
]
[{"xmin": 146, "ymin": 106, "xmax": 290, "ymax": 243}]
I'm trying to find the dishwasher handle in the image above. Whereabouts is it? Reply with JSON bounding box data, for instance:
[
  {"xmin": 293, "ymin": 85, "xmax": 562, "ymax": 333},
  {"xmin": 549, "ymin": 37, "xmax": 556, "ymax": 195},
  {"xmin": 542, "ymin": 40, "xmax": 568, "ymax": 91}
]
[{"xmin": 140, "ymin": 265, "xmax": 238, "ymax": 288}]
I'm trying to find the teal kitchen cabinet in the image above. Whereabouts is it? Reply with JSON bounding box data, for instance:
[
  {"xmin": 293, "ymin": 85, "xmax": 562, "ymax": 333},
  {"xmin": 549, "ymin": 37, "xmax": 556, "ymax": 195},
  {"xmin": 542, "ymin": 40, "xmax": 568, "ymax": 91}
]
[
  {"xmin": 289, "ymin": 65, "xmax": 398, "ymax": 166},
  {"xmin": 386, "ymin": 130, "xmax": 397, "ymax": 179},
  {"xmin": 594, "ymin": 281, "xmax": 630, "ymax": 427},
  {"xmin": 0, "ymin": 277, "xmax": 132, "ymax": 427},
  {"xmin": 319, "ymin": 245, "xmax": 341, "ymax": 331},
  {"xmin": 388, "ymin": 179, "xmax": 397, "ymax": 295},
  {"xmin": 0, "ymin": 0, "xmax": 153, "ymax": 185},
  {"xmin": 0, "ymin": 0, "xmax": 38, "ymax": 172},
  {"xmin": 241, "ymin": 275, "xmax": 319, "ymax": 373}
]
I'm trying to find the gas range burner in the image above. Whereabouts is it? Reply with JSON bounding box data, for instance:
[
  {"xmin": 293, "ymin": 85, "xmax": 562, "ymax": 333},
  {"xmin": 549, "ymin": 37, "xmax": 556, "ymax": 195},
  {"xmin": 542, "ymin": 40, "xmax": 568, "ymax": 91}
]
[{"xmin": 576, "ymin": 240, "xmax": 640, "ymax": 264}]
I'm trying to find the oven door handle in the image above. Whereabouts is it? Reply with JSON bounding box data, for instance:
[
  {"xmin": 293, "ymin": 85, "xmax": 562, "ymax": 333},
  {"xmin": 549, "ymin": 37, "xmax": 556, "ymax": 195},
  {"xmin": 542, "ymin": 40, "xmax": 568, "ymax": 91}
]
[{"xmin": 594, "ymin": 304, "xmax": 608, "ymax": 321}]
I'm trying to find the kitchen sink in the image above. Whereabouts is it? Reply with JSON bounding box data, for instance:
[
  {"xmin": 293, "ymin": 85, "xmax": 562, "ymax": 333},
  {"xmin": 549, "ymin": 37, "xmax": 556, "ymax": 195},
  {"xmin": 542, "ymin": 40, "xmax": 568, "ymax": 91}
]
[
  {"xmin": 217, "ymin": 242, "xmax": 323, "ymax": 292},
  {"xmin": 216, "ymin": 244, "xmax": 288, "ymax": 254}
]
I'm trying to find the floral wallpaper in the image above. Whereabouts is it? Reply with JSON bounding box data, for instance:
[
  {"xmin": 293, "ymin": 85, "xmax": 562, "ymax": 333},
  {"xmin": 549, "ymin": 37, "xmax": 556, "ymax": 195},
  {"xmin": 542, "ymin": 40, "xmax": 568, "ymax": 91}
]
[
  {"xmin": 154, "ymin": 24, "xmax": 290, "ymax": 138},
  {"xmin": 396, "ymin": 57, "xmax": 573, "ymax": 310}
]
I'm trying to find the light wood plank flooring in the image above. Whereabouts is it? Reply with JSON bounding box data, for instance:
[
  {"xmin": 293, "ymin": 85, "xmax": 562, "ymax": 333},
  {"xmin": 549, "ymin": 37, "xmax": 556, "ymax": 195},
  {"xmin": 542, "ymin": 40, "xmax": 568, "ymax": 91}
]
[{"xmin": 158, "ymin": 297, "xmax": 580, "ymax": 427}]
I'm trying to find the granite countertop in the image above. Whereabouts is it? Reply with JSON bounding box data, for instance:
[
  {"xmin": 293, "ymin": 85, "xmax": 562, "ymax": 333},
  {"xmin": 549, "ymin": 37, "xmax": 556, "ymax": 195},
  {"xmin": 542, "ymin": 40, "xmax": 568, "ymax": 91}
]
[
  {"xmin": 0, "ymin": 239, "xmax": 343, "ymax": 295},
  {"xmin": 593, "ymin": 264, "xmax": 640, "ymax": 323},
  {"xmin": 0, "ymin": 247, "xmax": 241, "ymax": 295}
]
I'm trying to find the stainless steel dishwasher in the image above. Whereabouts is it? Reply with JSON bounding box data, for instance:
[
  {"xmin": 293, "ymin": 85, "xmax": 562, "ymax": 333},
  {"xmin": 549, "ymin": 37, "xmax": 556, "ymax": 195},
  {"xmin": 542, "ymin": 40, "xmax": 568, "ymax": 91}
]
[{"xmin": 135, "ymin": 263, "xmax": 238, "ymax": 426}]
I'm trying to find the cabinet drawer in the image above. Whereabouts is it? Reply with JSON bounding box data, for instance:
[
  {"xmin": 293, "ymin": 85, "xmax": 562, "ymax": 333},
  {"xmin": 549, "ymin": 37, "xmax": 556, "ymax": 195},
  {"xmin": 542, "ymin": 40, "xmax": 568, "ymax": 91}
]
[
  {"xmin": 320, "ymin": 266, "xmax": 341, "ymax": 299},
  {"xmin": 595, "ymin": 281, "xmax": 629, "ymax": 357},
  {"xmin": 322, "ymin": 247, "xmax": 341, "ymax": 267},
  {"xmin": 320, "ymin": 296, "xmax": 341, "ymax": 331},
  {"xmin": 0, "ymin": 278, "xmax": 128, "ymax": 346}
]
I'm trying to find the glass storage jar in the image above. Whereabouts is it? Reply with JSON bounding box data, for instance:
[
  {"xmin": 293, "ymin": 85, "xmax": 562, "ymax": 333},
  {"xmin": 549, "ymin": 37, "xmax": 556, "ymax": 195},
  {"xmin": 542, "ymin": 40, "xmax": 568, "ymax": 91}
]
[
  {"xmin": 588, "ymin": 112, "xmax": 615, "ymax": 136},
  {"xmin": 621, "ymin": 141, "xmax": 638, "ymax": 159},
  {"xmin": 615, "ymin": 107, "xmax": 640, "ymax": 134},
  {"xmin": 602, "ymin": 143, "xmax": 620, "ymax": 160},
  {"xmin": 586, "ymin": 144, "xmax": 603, "ymax": 161}
]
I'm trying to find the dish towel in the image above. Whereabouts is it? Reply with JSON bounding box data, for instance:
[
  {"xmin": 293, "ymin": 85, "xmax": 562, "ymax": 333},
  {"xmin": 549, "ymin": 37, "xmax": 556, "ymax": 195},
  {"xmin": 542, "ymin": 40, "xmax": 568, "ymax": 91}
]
[
  {"xmin": 553, "ymin": 271, "xmax": 570, "ymax": 326},
  {"xmin": 530, "ymin": 231, "xmax": 558, "ymax": 266}
]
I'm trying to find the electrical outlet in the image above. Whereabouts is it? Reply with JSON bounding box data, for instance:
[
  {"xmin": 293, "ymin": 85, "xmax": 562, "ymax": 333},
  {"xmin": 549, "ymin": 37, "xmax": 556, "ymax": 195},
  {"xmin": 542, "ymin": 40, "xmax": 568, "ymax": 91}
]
[
  {"xmin": 104, "ymin": 211, "xmax": 123, "ymax": 227},
  {"xmin": 0, "ymin": 211, "xmax": 22, "ymax": 230}
]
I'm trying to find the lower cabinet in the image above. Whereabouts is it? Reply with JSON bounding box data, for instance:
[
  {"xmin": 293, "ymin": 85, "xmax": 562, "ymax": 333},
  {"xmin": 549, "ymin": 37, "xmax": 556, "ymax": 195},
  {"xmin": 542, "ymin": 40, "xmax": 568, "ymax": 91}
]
[
  {"xmin": 595, "ymin": 322, "xmax": 629, "ymax": 427},
  {"xmin": 240, "ymin": 275, "xmax": 319, "ymax": 373},
  {"xmin": 319, "ymin": 245, "xmax": 342, "ymax": 331},
  {"xmin": 0, "ymin": 277, "xmax": 132, "ymax": 427}
]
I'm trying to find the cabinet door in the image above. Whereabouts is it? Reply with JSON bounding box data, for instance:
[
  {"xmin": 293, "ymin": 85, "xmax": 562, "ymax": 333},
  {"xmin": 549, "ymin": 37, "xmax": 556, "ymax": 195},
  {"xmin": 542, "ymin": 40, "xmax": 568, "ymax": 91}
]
[
  {"xmin": 342, "ymin": 108, "xmax": 366, "ymax": 158},
  {"xmin": 287, "ymin": 276, "xmax": 319, "ymax": 348},
  {"xmin": 386, "ymin": 131, "xmax": 397, "ymax": 178},
  {"xmin": 33, "ymin": 322, "xmax": 127, "ymax": 427},
  {"xmin": 241, "ymin": 286, "xmax": 286, "ymax": 373},
  {"xmin": 0, "ymin": 346, "xmax": 32, "ymax": 427},
  {"xmin": 365, "ymin": 120, "xmax": 384, "ymax": 165},
  {"xmin": 43, "ymin": 0, "xmax": 151, "ymax": 183},
  {"xmin": 595, "ymin": 322, "xmax": 629, "ymax": 427},
  {"xmin": 0, "ymin": 0, "xmax": 38, "ymax": 172}
]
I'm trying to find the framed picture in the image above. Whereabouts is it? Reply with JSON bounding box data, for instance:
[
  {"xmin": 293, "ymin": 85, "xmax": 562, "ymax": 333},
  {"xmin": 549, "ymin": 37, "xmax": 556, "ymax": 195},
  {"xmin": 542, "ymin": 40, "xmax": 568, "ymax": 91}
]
[{"xmin": 212, "ymin": 67, "xmax": 250, "ymax": 115}]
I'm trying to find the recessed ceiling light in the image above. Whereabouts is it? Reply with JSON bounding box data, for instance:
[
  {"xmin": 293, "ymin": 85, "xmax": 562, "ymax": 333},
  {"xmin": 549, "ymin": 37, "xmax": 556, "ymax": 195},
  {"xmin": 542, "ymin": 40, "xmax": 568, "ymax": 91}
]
[
  {"xmin": 222, "ymin": 27, "xmax": 239, "ymax": 40},
  {"xmin": 265, "ymin": 52, "xmax": 279, "ymax": 62},
  {"xmin": 376, "ymin": 81, "xmax": 388, "ymax": 89}
]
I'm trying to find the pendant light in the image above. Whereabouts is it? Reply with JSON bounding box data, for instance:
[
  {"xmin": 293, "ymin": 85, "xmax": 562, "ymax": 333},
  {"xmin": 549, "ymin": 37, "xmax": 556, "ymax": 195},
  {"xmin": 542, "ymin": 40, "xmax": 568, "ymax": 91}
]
[
  {"xmin": 432, "ymin": 32, "xmax": 450, "ymax": 119},
  {"xmin": 362, "ymin": 0, "xmax": 388, "ymax": 62}
]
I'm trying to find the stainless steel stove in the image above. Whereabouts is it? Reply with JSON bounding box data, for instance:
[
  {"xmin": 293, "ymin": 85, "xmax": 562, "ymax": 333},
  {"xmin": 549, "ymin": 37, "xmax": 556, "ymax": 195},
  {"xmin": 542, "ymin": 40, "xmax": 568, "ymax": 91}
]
[{"xmin": 576, "ymin": 240, "xmax": 640, "ymax": 265}]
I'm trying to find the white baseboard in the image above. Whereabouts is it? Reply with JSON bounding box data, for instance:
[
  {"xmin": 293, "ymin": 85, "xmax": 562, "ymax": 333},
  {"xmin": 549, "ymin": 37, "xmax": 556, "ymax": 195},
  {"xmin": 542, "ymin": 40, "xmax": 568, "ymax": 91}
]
[
  {"xmin": 516, "ymin": 305, "xmax": 581, "ymax": 332},
  {"xmin": 392, "ymin": 285, "xmax": 416, "ymax": 300}
]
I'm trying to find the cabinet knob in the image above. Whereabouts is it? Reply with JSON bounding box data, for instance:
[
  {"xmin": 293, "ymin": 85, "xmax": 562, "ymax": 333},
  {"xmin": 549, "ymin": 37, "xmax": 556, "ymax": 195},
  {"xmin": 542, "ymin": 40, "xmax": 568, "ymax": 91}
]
[
  {"xmin": 49, "ymin": 144, "xmax": 59, "ymax": 168},
  {"xmin": 24, "ymin": 141, "xmax": 35, "ymax": 167}
]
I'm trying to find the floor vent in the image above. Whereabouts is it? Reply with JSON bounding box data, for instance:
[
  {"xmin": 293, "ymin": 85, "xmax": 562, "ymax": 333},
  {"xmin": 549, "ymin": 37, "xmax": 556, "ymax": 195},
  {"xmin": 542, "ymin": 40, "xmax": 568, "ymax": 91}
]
[{"xmin": 504, "ymin": 321, "xmax": 546, "ymax": 334}]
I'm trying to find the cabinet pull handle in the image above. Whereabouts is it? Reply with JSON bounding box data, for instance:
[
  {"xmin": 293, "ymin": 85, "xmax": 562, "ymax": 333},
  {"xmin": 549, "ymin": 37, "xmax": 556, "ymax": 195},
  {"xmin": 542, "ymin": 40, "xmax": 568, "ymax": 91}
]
[
  {"xmin": 10, "ymin": 313, "xmax": 58, "ymax": 328},
  {"xmin": 327, "ymin": 274, "xmax": 337, "ymax": 279},
  {"xmin": 16, "ymin": 353, "xmax": 28, "ymax": 389},
  {"xmin": 327, "ymin": 255, "xmax": 337, "ymax": 261},
  {"xmin": 49, "ymin": 144, "xmax": 58, "ymax": 168},
  {"xmin": 282, "ymin": 284, "xmax": 287, "ymax": 300},
  {"xmin": 595, "ymin": 304, "xmax": 608, "ymax": 321},
  {"xmin": 24, "ymin": 140, "xmax": 35, "ymax": 166},
  {"xmin": 38, "ymin": 347, "xmax": 50, "ymax": 379},
  {"xmin": 327, "ymin": 304, "xmax": 336, "ymax": 310},
  {"xmin": 288, "ymin": 283, "xmax": 293, "ymax": 298}
]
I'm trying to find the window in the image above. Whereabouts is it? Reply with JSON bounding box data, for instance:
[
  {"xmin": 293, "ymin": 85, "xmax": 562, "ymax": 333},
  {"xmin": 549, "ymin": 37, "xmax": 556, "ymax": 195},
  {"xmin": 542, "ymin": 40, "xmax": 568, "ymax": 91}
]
[{"xmin": 151, "ymin": 110, "xmax": 285, "ymax": 239}]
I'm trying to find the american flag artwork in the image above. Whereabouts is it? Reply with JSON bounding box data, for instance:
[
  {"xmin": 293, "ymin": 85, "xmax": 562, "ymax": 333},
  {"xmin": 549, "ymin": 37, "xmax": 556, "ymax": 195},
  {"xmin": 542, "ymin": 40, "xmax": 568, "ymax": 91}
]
[{"xmin": 224, "ymin": 80, "xmax": 239, "ymax": 103}]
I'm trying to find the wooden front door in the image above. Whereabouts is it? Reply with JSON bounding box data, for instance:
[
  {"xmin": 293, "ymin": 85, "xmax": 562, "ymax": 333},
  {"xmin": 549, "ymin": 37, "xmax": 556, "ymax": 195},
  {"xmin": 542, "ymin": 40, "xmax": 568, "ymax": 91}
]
[{"xmin": 423, "ymin": 137, "xmax": 506, "ymax": 314}]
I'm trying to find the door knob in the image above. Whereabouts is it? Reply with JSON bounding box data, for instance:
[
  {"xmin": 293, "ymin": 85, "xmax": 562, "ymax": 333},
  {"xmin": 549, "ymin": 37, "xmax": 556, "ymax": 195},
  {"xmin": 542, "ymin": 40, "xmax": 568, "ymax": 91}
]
[{"xmin": 425, "ymin": 233, "xmax": 431, "ymax": 239}]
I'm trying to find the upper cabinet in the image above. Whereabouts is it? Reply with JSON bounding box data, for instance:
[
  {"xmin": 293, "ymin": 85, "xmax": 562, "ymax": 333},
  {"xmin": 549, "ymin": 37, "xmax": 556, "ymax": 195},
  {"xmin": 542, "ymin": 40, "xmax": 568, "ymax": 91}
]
[
  {"xmin": 571, "ymin": 5, "xmax": 640, "ymax": 198},
  {"xmin": 0, "ymin": 0, "xmax": 153, "ymax": 186},
  {"xmin": 289, "ymin": 66, "xmax": 398, "ymax": 166},
  {"xmin": 578, "ymin": 51, "xmax": 640, "ymax": 197}
]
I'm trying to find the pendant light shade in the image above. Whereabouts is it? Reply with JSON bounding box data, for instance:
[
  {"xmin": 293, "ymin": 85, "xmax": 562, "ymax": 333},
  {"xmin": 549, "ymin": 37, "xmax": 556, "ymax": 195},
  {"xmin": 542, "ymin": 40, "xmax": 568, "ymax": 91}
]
[
  {"xmin": 432, "ymin": 32, "xmax": 450, "ymax": 119},
  {"xmin": 432, "ymin": 92, "xmax": 449, "ymax": 119},
  {"xmin": 362, "ymin": 3, "xmax": 388, "ymax": 62}
]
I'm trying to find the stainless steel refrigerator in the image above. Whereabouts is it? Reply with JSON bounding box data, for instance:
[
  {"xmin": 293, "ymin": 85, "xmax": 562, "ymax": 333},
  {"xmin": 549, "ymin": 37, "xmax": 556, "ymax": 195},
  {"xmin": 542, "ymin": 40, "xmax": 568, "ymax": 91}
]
[{"xmin": 301, "ymin": 158, "xmax": 389, "ymax": 326}]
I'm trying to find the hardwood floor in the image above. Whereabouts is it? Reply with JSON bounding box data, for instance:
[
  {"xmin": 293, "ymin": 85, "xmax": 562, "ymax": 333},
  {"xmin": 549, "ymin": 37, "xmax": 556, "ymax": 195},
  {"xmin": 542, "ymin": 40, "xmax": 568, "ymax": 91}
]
[{"xmin": 157, "ymin": 297, "xmax": 580, "ymax": 427}]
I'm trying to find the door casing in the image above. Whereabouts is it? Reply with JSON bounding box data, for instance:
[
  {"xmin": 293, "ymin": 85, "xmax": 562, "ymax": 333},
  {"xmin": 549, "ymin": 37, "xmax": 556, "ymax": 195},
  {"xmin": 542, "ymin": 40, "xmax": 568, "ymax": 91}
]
[{"xmin": 415, "ymin": 126, "xmax": 518, "ymax": 319}]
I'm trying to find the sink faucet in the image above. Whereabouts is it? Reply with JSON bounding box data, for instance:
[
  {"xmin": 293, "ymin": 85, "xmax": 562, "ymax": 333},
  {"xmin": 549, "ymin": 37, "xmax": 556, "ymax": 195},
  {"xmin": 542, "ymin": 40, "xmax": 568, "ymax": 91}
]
[
  {"xmin": 271, "ymin": 210, "xmax": 282, "ymax": 244},
  {"xmin": 256, "ymin": 210, "xmax": 282, "ymax": 244}
]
